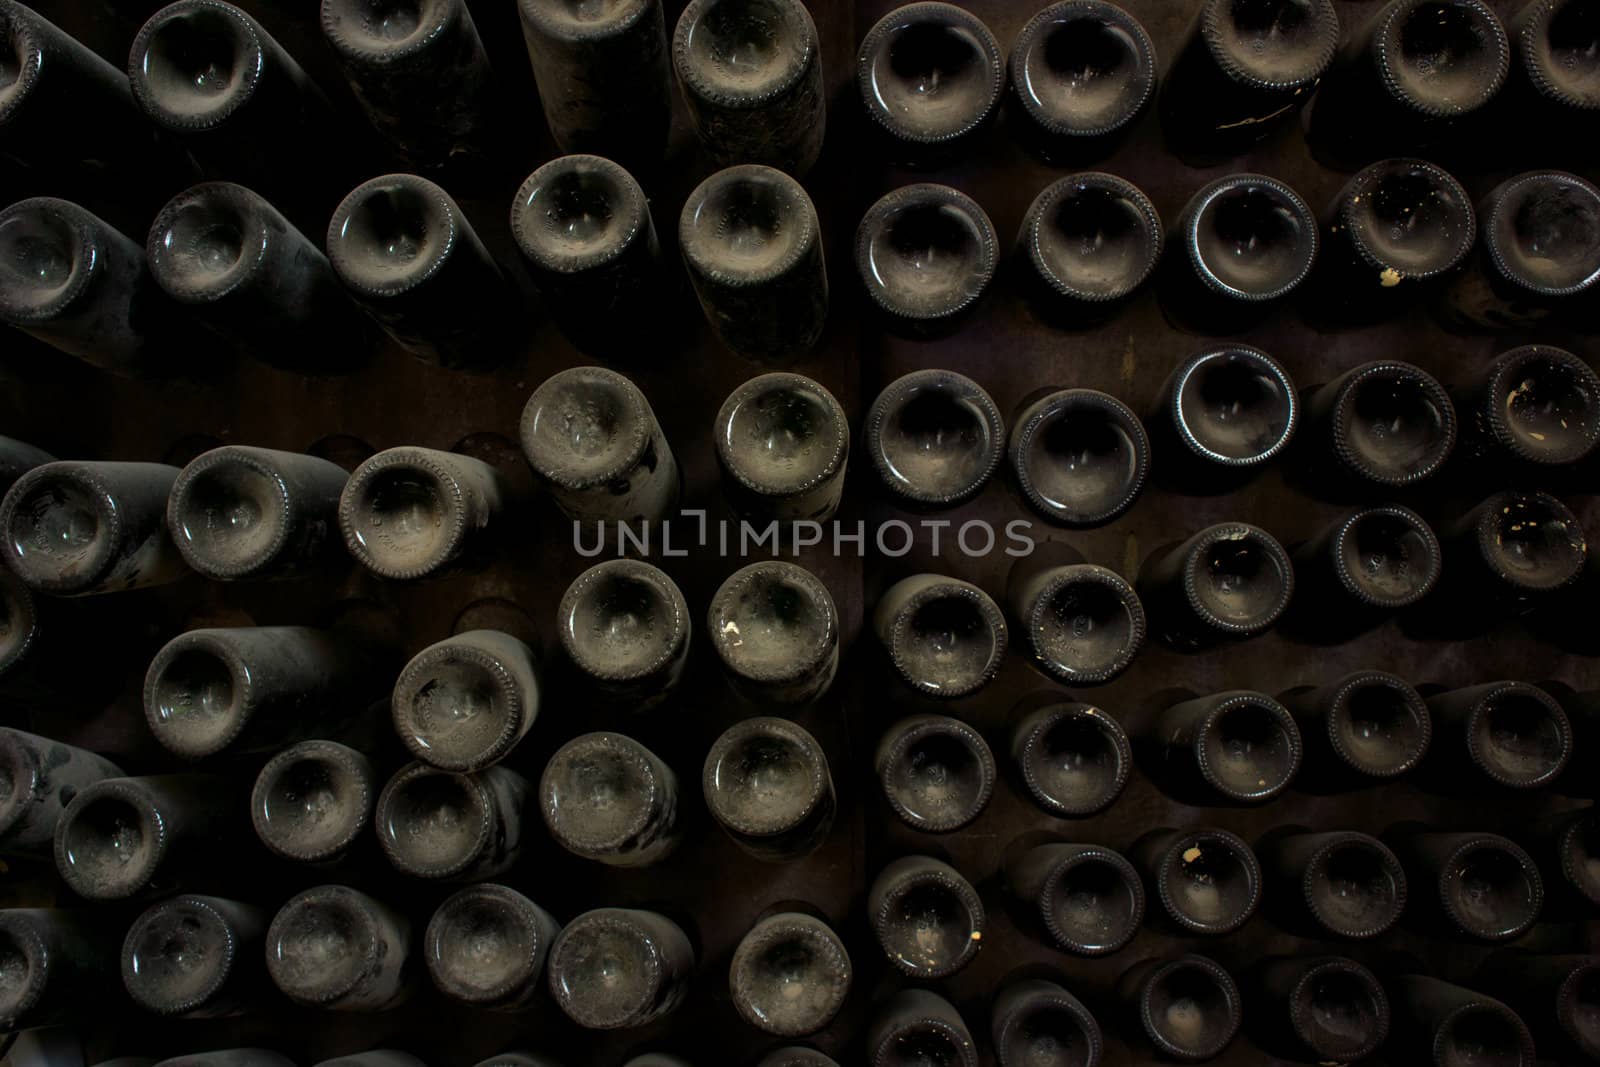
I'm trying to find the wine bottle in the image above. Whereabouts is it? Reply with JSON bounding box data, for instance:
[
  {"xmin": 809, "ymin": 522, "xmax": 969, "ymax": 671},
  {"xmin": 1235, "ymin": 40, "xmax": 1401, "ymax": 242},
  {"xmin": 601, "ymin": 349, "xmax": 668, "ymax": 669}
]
[
  {"xmin": 864, "ymin": 369, "xmax": 1005, "ymax": 507},
  {"xmin": 1280, "ymin": 670, "xmax": 1432, "ymax": 784},
  {"xmin": 1118, "ymin": 954, "xmax": 1241, "ymax": 1061},
  {"xmin": 424, "ymin": 883, "xmax": 560, "ymax": 1011},
  {"xmin": 1008, "ymin": 2, "xmax": 1156, "ymax": 164},
  {"xmin": 1005, "ymin": 841, "xmax": 1144, "ymax": 955},
  {"xmin": 1010, "ymin": 700, "xmax": 1132, "ymax": 817},
  {"xmin": 1477, "ymin": 951, "xmax": 1600, "ymax": 1061},
  {"xmin": 327, "ymin": 173, "xmax": 519, "ymax": 370},
  {"xmin": 1291, "ymin": 507, "xmax": 1442, "ymax": 640},
  {"xmin": 728, "ymin": 912, "xmax": 850, "ymax": 1037},
  {"xmin": 681, "ymin": 166, "xmax": 827, "ymax": 362},
  {"xmin": 1159, "ymin": 0, "xmax": 1339, "ymax": 164},
  {"xmin": 53, "ymin": 774, "xmax": 236, "ymax": 900},
  {"xmin": 1436, "ymin": 170, "xmax": 1600, "ymax": 330},
  {"xmin": 168, "ymin": 445, "xmax": 350, "ymax": 580},
  {"xmin": 708, "ymin": 562, "xmax": 838, "ymax": 704},
  {"xmin": 868, "ymin": 855, "xmax": 984, "ymax": 979},
  {"xmin": 540, "ymin": 731, "xmax": 681, "ymax": 866},
  {"xmin": 516, "ymin": 0, "xmax": 672, "ymax": 172},
  {"xmin": 146, "ymin": 182, "xmax": 369, "ymax": 372},
  {"xmin": 875, "ymin": 714, "xmax": 995, "ymax": 833},
  {"xmin": 715, "ymin": 372, "xmax": 848, "ymax": 521},
  {"xmin": 1008, "ymin": 388, "xmax": 1149, "ymax": 526},
  {"xmin": 249, "ymin": 739, "xmax": 374, "ymax": 864},
  {"xmin": 1523, "ymin": 803, "xmax": 1600, "ymax": 908},
  {"xmin": 144, "ymin": 625, "xmax": 392, "ymax": 760},
  {"xmin": 391, "ymin": 630, "xmax": 539, "ymax": 772},
  {"xmin": 756, "ymin": 1051, "xmax": 838, "ymax": 1067},
  {"xmin": 854, "ymin": 183, "xmax": 998, "ymax": 338},
  {"xmin": 0, "ymin": 197, "xmax": 182, "ymax": 376},
  {"xmin": 0, "ymin": 460, "xmax": 188, "ymax": 595},
  {"xmin": 1248, "ymin": 955, "xmax": 1390, "ymax": 1063},
  {"xmin": 856, "ymin": 2, "xmax": 1003, "ymax": 166},
  {"xmin": 338, "ymin": 445, "xmax": 512, "ymax": 580},
  {"xmin": 867, "ymin": 989, "xmax": 978, "ymax": 1067},
  {"xmin": 1459, "ymin": 344, "xmax": 1600, "ymax": 468},
  {"xmin": 1016, "ymin": 172, "xmax": 1164, "ymax": 326},
  {"xmin": 265, "ymin": 884, "xmax": 411, "ymax": 1010},
  {"xmin": 1302, "ymin": 360, "xmax": 1457, "ymax": 489},
  {"xmin": 0, "ymin": 729, "xmax": 123, "ymax": 856},
  {"xmin": 1006, "ymin": 553, "xmax": 1145, "ymax": 685},
  {"xmin": 1141, "ymin": 690, "xmax": 1302, "ymax": 803},
  {"xmin": 1305, "ymin": 0, "xmax": 1511, "ymax": 166},
  {"xmin": 991, "ymin": 978, "xmax": 1102, "ymax": 1067},
  {"xmin": 1386, "ymin": 976, "xmax": 1535, "ymax": 1066},
  {"xmin": 1426, "ymin": 681, "xmax": 1573, "ymax": 790},
  {"xmin": 508, "ymin": 154, "xmax": 668, "ymax": 358},
  {"xmin": 121, "ymin": 895, "xmax": 264, "ymax": 1017},
  {"xmin": 374, "ymin": 761, "xmax": 528, "ymax": 880},
  {"xmin": 520, "ymin": 365, "xmax": 679, "ymax": 530},
  {"xmin": 0, "ymin": 908, "xmax": 116, "ymax": 1031},
  {"xmin": 545, "ymin": 908, "xmax": 694, "ymax": 1029},
  {"xmin": 1131, "ymin": 826, "xmax": 1261, "ymax": 934},
  {"xmin": 671, "ymin": 0, "xmax": 825, "ymax": 175},
  {"xmin": 1432, "ymin": 491, "xmax": 1587, "ymax": 632},
  {"xmin": 1148, "ymin": 345, "xmax": 1298, "ymax": 489},
  {"xmin": 320, "ymin": 0, "xmax": 497, "ymax": 167},
  {"xmin": 703, "ymin": 716, "xmax": 835, "ymax": 860},
  {"xmin": 153, "ymin": 1052, "xmax": 293, "ymax": 1067},
  {"xmin": 1137, "ymin": 525, "xmax": 1293, "ymax": 649},
  {"xmin": 873, "ymin": 574, "xmax": 1007, "ymax": 700},
  {"xmin": 1390, "ymin": 829, "xmax": 1544, "ymax": 940},
  {"xmin": 1259, "ymin": 830, "xmax": 1407, "ymax": 938},
  {"xmin": 557, "ymin": 558, "xmax": 690, "ymax": 707},
  {"xmin": 1501, "ymin": 0, "xmax": 1600, "ymax": 159},
  {"xmin": 1161, "ymin": 173, "xmax": 1318, "ymax": 334}
]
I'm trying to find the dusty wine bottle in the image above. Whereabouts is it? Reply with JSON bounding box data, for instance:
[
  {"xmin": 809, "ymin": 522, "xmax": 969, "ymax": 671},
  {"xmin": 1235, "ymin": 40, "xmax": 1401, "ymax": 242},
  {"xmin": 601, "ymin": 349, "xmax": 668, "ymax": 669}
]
[
  {"xmin": 1005, "ymin": 841, "xmax": 1144, "ymax": 955},
  {"xmin": 0, "ymin": 729, "xmax": 123, "ymax": 857},
  {"xmin": 121, "ymin": 895, "xmax": 264, "ymax": 1017},
  {"xmin": 509, "ymin": 154, "xmax": 667, "ymax": 358},
  {"xmin": 1006, "ymin": 552, "xmax": 1145, "ymax": 685},
  {"xmin": 327, "ymin": 174, "xmax": 519, "ymax": 370},
  {"xmin": 1118, "ymin": 955, "xmax": 1241, "ymax": 1061},
  {"xmin": 868, "ymin": 855, "xmax": 985, "ymax": 979},
  {"xmin": 875, "ymin": 714, "xmax": 995, "ymax": 832},
  {"xmin": 1159, "ymin": 0, "xmax": 1339, "ymax": 164},
  {"xmin": 1436, "ymin": 170, "xmax": 1600, "ymax": 330},
  {"xmin": 715, "ymin": 372, "xmax": 848, "ymax": 522},
  {"xmin": 1137, "ymin": 523, "xmax": 1293, "ymax": 649},
  {"xmin": 53, "ymin": 774, "xmax": 235, "ymax": 900},
  {"xmin": 338, "ymin": 445, "xmax": 512, "ymax": 580},
  {"xmin": 864, "ymin": 369, "xmax": 1005, "ymax": 507},
  {"xmin": 1477, "ymin": 952, "xmax": 1600, "ymax": 1061},
  {"xmin": 729, "ymin": 912, "xmax": 850, "ymax": 1037},
  {"xmin": 672, "ymin": 0, "xmax": 824, "ymax": 174},
  {"xmin": 857, "ymin": 2, "xmax": 1003, "ymax": 166},
  {"xmin": 873, "ymin": 574, "xmax": 1007, "ymax": 698},
  {"xmin": 1460, "ymin": 345, "xmax": 1600, "ymax": 468},
  {"xmin": 168, "ymin": 445, "xmax": 350, "ymax": 580},
  {"xmin": 0, "ymin": 909, "xmax": 116, "ymax": 1031},
  {"xmin": 1148, "ymin": 345, "xmax": 1297, "ymax": 492},
  {"xmin": 990, "ymin": 979, "xmax": 1102, "ymax": 1067},
  {"xmin": 146, "ymin": 182, "xmax": 369, "ymax": 372},
  {"xmin": 1433, "ymin": 491, "xmax": 1587, "ymax": 624},
  {"xmin": 557, "ymin": 558, "xmax": 690, "ymax": 707},
  {"xmin": 320, "ymin": 0, "xmax": 496, "ymax": 167},
  {"xmin": 1305, "ymin": 0, "xmax": 1510, "ymax": 166},
  {"xmin": 855, "ymin": 184, "xmax": 998, "ymax": 337},
  {"xmin": 1386, "ymin": 976, "xmax": 1535, "ymax": 1067},
  {"xmin": 1502, "ymin": 0, "xmax": 1600, "ymax": 156},
  {"xmin": 703, "ymin": 717, "xmax": 835, "ymax": 859},
  {"xmin": 520, "ymin": 365, "xmax": 680, "ymax": 530},
  {"xmin": 250, "ymin": 739, "xmax": 374, "ymax": 864},
  {"xmin": 1008, "ymin": 2, "xmax": 1155, "ymax": 164},
  {"xmin": 517, "ymin": 0, "xmax": 672, "ymax": 172},
  {"xmin": 1248, "ymin": 955, "xmax": 1390, "ymax": 1063},
  {"xmin": 1131, "ymin": 826, "xmax": 1261, "ymax": 934},
  {"xmin": 1390, "ymin": 829, "xmax": 1545, "ymax": 940},
  {"xmin": 1259, "ymin": 830, "xmax": 1407, "ymax": 938},
  {"xmin": 1289, "ymin": 506, "xmax": 1441, "ymax": 637},
  {"xmin": 265, "ymin": 885, "xmax": 411, "ymax": 1010},
  {"xmin": 546, "ymin": 908, "xmax": 694, "ymax": 1030},
  {"xmin": 1010, "ymin": 701, "xmax": 1131, "ymax": 816},
  {"xmin": 540, "ymin": 731, "xmax": 681, "ymax": 866},
  {"xmin": 0, "ymin": 460, "xmax": 188, "ymax": 595},
  {"xmin": 375, "ymin": 762, "xmax": 528, "ymax": 880},
  {"xmin": 1009, "ymin": 388, "xmax": 1150, "ymax": 526},
  {"xmin": 1141, "ymin": 690, "xmax": 1302, "ymax": 803},
  {"xmin": 0, "ymin": 197, "xmax": 180, "ymax": 377},
  {"xmin": 707, "ymin": 562, "xmax": 838, "ymax": 704},
  {"xmin": 391, "ymin": 630, "xmax": 539, "ymax": 772},
  {"xmin": 1426, "ymin": 681, "xmax": 1573, "ymax": 790},
  {"xmin": 1303, "ymin": 360, "xmax": 1457, "ymax": 489},
  {"xmin": 1016, "ymin": 172, "xmax": 1163, "ymax": 326},
  {"xmin": 867, "ymin": 988, "xmax": 979, "ymax": 1067},
  {"xmin": 425, "ymin": 883, "xmax": 560, "ymax": 1011},
  {"xmin": 681, "ymin": 165, "xmax": 827, "ymax": 362},
  {"xmin": 1279, "ymin": 670, "xmax": 1432, "ymax": 784}
]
